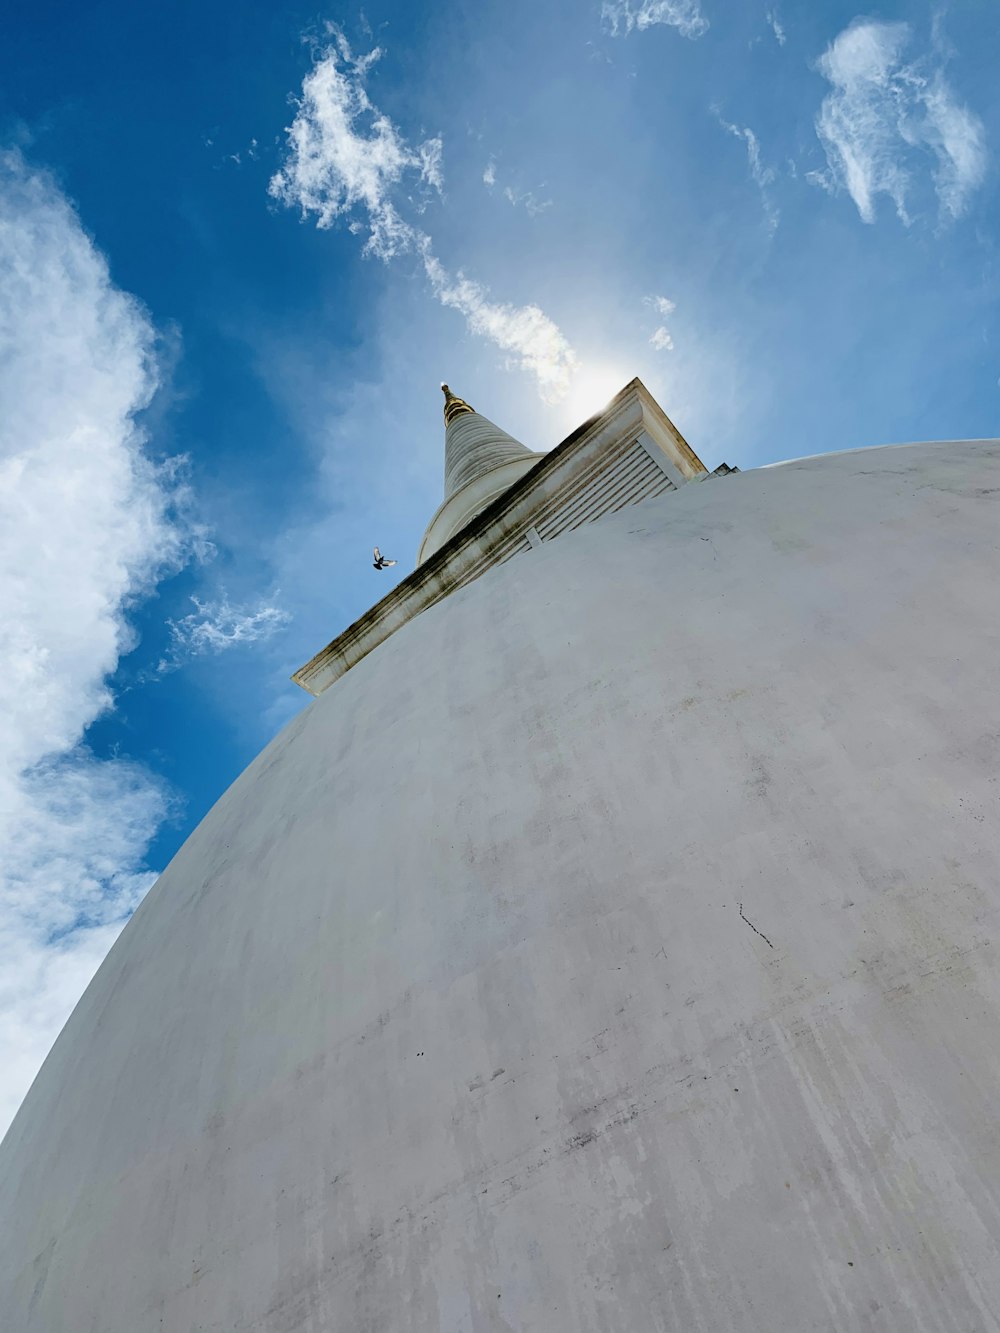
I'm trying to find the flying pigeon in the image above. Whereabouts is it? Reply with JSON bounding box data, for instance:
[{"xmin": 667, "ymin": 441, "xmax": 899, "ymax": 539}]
[{"xmin": 373, "ymin": 546, "xmax": 397, "ymax": 570}]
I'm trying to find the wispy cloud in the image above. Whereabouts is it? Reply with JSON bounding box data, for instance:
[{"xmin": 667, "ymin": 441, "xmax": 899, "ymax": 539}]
[
  {"xmin": 215, "ymin": 137, "xmax": 262, "ymax": 171},
  {"xmin": 645, "ymin": 294, "xmax": 676, "ymax": 317},
  {"xmin": 0, "ymin": 151, "xmax": 198, "ymax": 1131},
  {"xmin": 810, "ymin": 19, "xmax": 987, "ymax": 225},
  {"xmin": 270, "ymin": 28, "xmax": 578, "ymax": 401},
  {"xmin": 156, "ymin": 594, "xmax": 290, "ymax": 675},
  {"xmin": 422, "ymin": 251, "xmax": 576, "ymax": 402},
  {"xmin": 416, "ymin": 137, "xmax": 444, "ymax": 197},
  {"xmin": 766, "ymin": 10, "xmax": 786, "ymax": 46},
  {"xmin": 715, "ymin": 113, "xmax": 780, "ymax": 233},
  {"xmin": 502, "ymin": 185, "xmax": 552, "ymax": 217},
  {"xmin": 644, "ymin": 295, "xmax": 676, "ymax": 351},
  {"xmin": 1, "ymin": 753, "xmax": 170, "ymax": 1126},
  {"xmin": 483, "ymin": 156, "xmax": 551, "ymax": 216},
  {"xmin": 268, "ymin": 28, "xmax": 441, "ymax": 259},
  {"xmin": 602, "ymin": 0, "xmax": 708, "ymax": 39}
]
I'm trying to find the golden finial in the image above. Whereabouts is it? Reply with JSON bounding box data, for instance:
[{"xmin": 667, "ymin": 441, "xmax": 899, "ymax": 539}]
[{"xmin": 441, "ymin": 382, "xmax": 475, "ymax": 425}]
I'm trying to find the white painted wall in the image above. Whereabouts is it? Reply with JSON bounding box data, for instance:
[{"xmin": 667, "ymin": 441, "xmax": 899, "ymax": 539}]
[{"xmin": 3, "ymin": 440, "xmax": 1000, "ymax": 1332}]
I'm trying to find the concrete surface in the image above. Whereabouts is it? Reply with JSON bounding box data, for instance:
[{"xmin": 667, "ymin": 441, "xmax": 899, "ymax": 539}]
[{"xmin": 2, "ymin": 439, "xmax": 1000, "ymax": 1331}]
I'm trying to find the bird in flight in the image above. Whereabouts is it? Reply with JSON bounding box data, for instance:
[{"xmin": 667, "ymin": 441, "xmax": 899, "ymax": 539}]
[{"xmin": 373, "ymin": 546, "xmax": 397, "ymax": 570}]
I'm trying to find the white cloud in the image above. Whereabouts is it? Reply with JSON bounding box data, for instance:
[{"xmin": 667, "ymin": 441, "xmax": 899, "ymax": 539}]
[
  {"xmin": 270, "ymin": 28, "xmax": 578, "ymax": 402},
  {"xmin": 716, "ymin": 113, "xmax": 780, "ymax": 233},
  {"xmin": 811, "ymin": 19, "xmax": 987, "ymax": 224},
  {"xmin": 421, "ymin": 249, "xmax": 578, "ymax": 402},
  {"xmin": 602, "ymin": 0, "xmax": 708, "ymax": 40},
  {"xmin": 502, "ymin": 184, "xmax": 552, "ymax": 217},
  {"xmin": 157, "ymin": 594, "xmax": 290, "ymax": 674},
  {"xmin": 268, "ymin": 28, "xmax": 442, "ymax": 259},
  {"xmin": 416, "ymin": 136, "xmax": 444, "ymax": 196},
  {"xmin": 645, "ymin": 294, "xmax": 676, "ymax": 317},
  {"xmin": 767, "ymin": 10, "xmax": 786, "ymax": 46},
  {"xmin": 0, "ymin": 755, "xmax": 168, "ymax": 1132},
  {"xmin": 0, "ymin": 151, "xmax": 197, "ymax": 1132},
  {"xmin": 483, "ymin": 157, "xmax": 551, "ymax": 215},
  {"xmin": 643, "ymin": 296, "xmax": 676, "ymax": 352}
]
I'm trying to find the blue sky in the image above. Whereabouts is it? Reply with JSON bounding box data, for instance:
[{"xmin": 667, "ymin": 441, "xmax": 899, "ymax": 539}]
[{"xmin": 1, "ymin": 0, "xmax": 997, "ymax": 1128}]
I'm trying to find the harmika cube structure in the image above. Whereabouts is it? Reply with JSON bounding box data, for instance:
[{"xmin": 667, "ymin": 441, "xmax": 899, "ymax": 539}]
[{"xmin": 2, "ymin": 378, "xmax": 1000, "ymax": 1333}]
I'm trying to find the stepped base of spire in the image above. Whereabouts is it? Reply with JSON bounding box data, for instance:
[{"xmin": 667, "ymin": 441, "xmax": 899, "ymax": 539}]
[{"xmin": 418, "ymin": 453, "xmax": 545, "ymax": 564}]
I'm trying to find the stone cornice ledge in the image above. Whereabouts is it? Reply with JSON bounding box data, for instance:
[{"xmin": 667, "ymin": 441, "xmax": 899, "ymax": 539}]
[{"xmin": 293, "ymin": 378, "xmax": 703, "ymax": 697}]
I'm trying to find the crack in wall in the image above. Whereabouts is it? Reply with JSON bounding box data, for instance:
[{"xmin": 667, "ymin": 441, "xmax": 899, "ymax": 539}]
[{"xmin": 739, "ymin": 902, "xmax": 774, "ymax": 949}]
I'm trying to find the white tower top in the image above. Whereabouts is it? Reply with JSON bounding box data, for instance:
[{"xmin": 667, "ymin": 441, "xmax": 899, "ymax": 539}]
[
  {"xmin": 295, "ymin": 376, "xmax": 715, "ymax": 696},
  {"xmin": 440, "ymin": 384, "xmax": 535, "ymax": 497},
  {"xmin": 419, "ymin": 386, "xmax": 547, "ymax": 563}
]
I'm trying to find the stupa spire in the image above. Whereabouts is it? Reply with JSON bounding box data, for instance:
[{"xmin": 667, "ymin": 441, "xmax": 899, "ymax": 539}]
[
  {"xmin": 418, "ymin": 380, "xmax": 545, "ymax": 562},
  {"xmin": 439, "ymin": 382, "xmax": 535, "ymax": 501},
  {"xmin": 441, "ymin": 383, "xmax": 475, "ymax": 426}
]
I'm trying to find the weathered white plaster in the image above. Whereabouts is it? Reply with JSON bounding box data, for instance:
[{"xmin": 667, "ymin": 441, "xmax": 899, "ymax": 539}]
[{"xmin": 3, "ymin": 439, "xmax": 1000, "ymax": 1332}]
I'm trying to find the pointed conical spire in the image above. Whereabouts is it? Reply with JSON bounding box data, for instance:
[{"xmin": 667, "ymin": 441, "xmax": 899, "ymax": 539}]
[
  {"xmin": 441, "ymin": 383, "xmax": 475, "ymax": 426},
  {"xmin": 440, "ymin": 382, "xmax": 535, "ymax": 500},
  {"xmin": 419, "ymin": 381, "xmax": 545, "ymax": 562}
]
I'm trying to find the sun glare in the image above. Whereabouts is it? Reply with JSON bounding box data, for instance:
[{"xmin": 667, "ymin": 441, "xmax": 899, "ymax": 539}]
[{"xmin": 562, "ymin": 363, "xmax": 631, "ymax": 430}]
